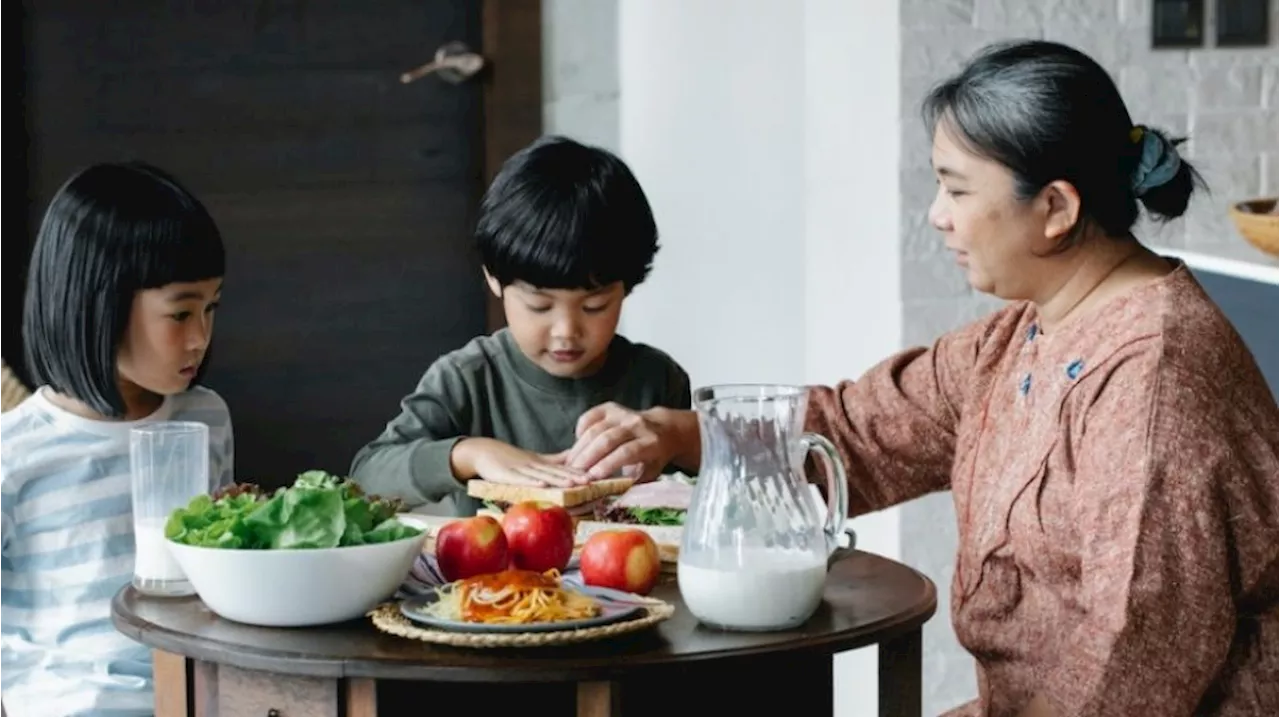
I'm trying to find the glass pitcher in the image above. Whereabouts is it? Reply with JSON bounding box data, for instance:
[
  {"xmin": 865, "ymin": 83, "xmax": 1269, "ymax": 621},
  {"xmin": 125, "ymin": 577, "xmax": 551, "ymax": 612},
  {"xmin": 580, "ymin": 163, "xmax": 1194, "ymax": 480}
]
[{"xmin": 678, "ymin": 384, "xmax": 850, "ymax": 632}]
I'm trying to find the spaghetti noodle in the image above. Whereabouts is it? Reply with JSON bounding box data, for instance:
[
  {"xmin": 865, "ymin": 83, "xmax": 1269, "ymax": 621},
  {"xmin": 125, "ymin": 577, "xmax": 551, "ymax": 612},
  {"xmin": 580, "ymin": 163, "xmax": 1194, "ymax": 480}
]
[{"xmin": 424, "ymin": 569, "xmax": 600, "ymax": 625}]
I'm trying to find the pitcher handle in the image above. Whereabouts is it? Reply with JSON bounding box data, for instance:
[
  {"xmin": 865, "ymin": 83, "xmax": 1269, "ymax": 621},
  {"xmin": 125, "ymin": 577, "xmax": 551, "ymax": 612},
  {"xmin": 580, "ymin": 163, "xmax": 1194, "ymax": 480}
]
[{"xmin": 799, "ymin": 432, "xmax": 850, "ymax": 557}]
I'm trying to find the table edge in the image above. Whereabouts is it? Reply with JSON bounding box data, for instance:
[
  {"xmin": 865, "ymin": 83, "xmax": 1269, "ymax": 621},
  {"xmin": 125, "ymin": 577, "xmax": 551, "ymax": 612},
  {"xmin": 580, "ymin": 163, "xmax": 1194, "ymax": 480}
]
[{"xmin": 111, "ymin": 552, "xmax": 938, "ymax": 682}]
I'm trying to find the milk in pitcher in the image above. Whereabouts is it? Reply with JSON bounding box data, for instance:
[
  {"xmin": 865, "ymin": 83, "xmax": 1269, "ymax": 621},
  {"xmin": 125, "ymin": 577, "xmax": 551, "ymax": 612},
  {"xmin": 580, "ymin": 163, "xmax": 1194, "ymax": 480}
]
[{"xmin": 678, "ymin": 550, "xmax": 828, "ymax": 631}]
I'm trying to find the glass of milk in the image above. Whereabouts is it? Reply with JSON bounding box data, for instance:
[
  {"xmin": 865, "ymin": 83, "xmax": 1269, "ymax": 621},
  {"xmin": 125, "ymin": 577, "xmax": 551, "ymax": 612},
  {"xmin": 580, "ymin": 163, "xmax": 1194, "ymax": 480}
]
[
  {"xmin": 678, "ymin": 385, "xmax": 850, "ymax": 632},
  {"xmin": 130, "ymin": 421, "xmax": 209, "ymax": 597}
]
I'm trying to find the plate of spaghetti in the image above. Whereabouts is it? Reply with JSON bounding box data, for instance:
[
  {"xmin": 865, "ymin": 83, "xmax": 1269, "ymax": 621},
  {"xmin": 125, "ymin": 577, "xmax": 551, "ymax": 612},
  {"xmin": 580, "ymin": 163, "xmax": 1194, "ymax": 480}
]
[{"xmin": 399, "ymin": 568, "xmax": 643, "ymax": 633}]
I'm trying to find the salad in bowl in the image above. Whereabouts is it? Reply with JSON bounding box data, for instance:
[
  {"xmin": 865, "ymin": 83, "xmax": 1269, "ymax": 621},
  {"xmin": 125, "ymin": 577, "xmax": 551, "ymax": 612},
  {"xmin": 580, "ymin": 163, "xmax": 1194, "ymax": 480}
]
[{"xmin": 164, "ymin": 471, "xmax": 426, "ymax": 627}]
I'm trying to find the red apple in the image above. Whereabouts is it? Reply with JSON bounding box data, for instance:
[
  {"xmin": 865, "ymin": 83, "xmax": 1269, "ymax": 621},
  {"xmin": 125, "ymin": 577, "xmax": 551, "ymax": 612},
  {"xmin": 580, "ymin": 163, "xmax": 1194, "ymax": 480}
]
[
  {"xmin": 501, "ymin": 501, "xmax": 574, "ymax": 573},
  {"xmin": 435, "ymin": 515, "xmax": 509, "ymax": 581},
  {"xmin": 579, "ymin": 529, "xmax": 661, "ymax": 596}
]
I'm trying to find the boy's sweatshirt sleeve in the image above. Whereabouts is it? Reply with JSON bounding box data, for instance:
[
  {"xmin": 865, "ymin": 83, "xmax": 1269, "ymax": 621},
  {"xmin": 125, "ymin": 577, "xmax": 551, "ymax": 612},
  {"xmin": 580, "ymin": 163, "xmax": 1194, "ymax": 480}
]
[
  {"xmin": 669, "ymin": 364, "xmax": 693, "ymax": 410},
  {"xmin": 349, "ymin": 359, "xmax": 474, "ymax": 507}
]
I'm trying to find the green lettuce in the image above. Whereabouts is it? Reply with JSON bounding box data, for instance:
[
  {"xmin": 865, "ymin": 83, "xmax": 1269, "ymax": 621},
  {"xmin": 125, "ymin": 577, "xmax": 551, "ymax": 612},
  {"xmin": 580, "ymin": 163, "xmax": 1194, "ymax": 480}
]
[
  {"xmin": 627, "ymin": 507, "xmax": 685, "ymax": 526},
  {"xmin": 165, "ymin": 470, "xmax": 422, "ymax": 550}
]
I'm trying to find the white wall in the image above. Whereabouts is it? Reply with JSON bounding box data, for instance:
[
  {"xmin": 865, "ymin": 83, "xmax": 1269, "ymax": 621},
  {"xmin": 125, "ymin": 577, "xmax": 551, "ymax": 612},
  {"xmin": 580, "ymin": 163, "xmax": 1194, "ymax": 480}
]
[
  {"xmin": 542, "ymin": 0, "xmax": 621, "ymax": 153},
  {"xmin": 617, "ymin": 3, "xmax": 901, "ymax": 716},
  {"xmin": 617, "ymin": 2, "xmax": 808, "ymax": 387}
]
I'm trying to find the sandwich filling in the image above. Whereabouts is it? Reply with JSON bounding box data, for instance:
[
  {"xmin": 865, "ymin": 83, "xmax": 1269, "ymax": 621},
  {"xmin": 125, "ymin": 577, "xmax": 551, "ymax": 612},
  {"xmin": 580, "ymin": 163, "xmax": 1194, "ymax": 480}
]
[
  {"xmin": 467, "ymin": 477, "xmax": 635, "ymax": 519},
  {"xmin": 594, "ymin": 480, "xmax": 692, "ymax": 526}
]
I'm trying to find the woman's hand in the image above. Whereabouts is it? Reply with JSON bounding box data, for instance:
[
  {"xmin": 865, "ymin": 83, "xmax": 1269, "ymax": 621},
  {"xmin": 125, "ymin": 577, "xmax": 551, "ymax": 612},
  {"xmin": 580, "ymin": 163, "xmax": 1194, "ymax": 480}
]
[
  {"xmin": 451, "ymin": 438, "xmax": 589, "ymax": 487},
  {"xmin": 564, "ymin": 403, "xmax": 702, "ymax": 481}
]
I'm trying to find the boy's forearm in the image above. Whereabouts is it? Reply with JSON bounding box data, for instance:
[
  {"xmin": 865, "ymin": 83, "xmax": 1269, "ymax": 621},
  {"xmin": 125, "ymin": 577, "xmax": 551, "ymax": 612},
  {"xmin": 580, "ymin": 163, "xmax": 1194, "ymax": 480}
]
[
  {"xmin": 350, "ymin": 436, "xmax": 468, "ymax": 506},
  {"xmin": 448, "ymin": 437, "xmax": 495, "ymax": 482},
  {"xmin": 352, "ymin": 358, "xmax": 479, "ymax": 505}
]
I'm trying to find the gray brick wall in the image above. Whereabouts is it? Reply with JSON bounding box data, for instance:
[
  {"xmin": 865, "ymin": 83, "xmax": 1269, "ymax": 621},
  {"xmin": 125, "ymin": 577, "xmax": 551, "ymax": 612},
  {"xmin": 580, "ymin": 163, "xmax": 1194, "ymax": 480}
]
[{"xmin": 899, "ymin": 1, "xmax": 1277, "ymax": 713}]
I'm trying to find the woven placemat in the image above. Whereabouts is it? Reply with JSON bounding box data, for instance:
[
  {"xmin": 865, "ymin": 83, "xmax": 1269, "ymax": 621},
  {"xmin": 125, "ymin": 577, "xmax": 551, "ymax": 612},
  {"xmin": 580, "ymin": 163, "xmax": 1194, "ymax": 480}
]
[{"xmin": 368, "ymin": 600, "xmax": 676, "ymax": 648}]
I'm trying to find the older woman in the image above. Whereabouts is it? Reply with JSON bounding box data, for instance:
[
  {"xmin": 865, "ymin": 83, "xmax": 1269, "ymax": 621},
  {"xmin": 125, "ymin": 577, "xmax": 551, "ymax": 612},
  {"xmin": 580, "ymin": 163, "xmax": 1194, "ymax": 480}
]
[{"xmin": 562, "ymin": 40, "xmax": 1278, "ymax": 717}]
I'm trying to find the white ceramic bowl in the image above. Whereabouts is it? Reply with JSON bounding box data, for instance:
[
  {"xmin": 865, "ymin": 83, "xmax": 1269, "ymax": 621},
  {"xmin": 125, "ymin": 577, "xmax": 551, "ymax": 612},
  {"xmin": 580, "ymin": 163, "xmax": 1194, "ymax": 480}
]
[{"xmin": 167, "ymin": 531, "xmax": 427, "ymax": 627}]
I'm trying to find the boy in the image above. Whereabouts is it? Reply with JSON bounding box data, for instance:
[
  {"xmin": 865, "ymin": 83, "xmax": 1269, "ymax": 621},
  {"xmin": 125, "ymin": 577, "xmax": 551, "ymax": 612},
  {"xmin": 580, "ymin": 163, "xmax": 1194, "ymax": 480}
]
[{"xmin": 350, "ymin": 136, "xmax": 690, "ymax": 516}]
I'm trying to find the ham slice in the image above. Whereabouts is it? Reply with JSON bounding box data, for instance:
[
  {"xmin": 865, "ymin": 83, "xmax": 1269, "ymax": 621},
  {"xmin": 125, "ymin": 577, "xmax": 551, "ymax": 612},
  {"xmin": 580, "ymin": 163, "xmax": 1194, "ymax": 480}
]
[
  {"xmin": 566, "ymin": 498, "xmax": 607, "ymax": 516},
  {"xmin": 613, "ymin": 479, "xmax": 693, "ymax": 510}
]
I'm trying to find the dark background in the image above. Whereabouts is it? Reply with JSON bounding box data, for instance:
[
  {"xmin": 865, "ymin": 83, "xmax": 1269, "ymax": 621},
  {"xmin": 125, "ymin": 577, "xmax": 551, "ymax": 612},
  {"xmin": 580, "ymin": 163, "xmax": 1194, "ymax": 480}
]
[{"xmin": 9, "ymin": 0, "xmax": 541, "ymax": 487}]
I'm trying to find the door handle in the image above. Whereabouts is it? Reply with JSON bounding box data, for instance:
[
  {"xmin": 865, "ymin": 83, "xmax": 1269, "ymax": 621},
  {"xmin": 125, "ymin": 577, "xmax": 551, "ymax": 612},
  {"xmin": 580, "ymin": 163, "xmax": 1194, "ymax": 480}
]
[{"xmin": 400, "ymin": 41, "xmax": 485, "ymax": 85}]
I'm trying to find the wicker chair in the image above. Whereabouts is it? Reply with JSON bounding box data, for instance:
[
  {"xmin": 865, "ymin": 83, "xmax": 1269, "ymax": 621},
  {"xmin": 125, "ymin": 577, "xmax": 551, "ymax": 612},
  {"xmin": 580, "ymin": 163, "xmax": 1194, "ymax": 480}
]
[{"xmin": 1, "ymin": 360, "xmax": 31, "ymax": 413}]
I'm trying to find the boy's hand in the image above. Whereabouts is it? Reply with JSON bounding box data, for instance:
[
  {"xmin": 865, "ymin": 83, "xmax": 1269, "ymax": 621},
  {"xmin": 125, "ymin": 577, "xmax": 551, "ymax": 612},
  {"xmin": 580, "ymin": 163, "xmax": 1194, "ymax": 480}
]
[
  {"xmin": 452, "ymin": 438, "xmax": 590, "ymax": 487},
  {"xmin": 565, "ymin": 403, "xmax": 695, "ymax": 482}
]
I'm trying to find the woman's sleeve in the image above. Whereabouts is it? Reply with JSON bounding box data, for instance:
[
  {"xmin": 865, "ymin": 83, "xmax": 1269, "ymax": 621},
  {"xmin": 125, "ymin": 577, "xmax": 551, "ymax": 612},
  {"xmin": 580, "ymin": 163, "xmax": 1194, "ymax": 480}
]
[{"xmin": 804, "ymin": 313, "xmax": 997, "ymax": 515}]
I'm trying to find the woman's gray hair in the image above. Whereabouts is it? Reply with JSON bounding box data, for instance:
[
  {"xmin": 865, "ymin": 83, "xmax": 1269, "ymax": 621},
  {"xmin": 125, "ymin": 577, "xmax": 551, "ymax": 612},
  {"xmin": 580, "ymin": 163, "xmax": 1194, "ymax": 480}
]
[{"xmin": 923, "ymin": 40, "xmax": 1203, "ymax": 247}]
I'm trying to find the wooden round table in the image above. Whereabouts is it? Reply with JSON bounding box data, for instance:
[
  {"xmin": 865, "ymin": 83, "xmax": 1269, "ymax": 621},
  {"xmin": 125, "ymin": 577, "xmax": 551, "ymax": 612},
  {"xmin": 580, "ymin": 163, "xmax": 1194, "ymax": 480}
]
[{"xmin": 111, "ymin": 550, "xmax": 936, "ymax": 717}]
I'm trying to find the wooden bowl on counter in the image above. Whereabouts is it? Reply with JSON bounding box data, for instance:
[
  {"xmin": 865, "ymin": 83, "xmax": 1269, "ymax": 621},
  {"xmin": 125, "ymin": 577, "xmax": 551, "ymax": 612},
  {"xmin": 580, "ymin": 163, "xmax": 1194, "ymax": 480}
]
[{"xmin": 1229, "ymin": 197, "xmax": 1278, "ymax": 258}]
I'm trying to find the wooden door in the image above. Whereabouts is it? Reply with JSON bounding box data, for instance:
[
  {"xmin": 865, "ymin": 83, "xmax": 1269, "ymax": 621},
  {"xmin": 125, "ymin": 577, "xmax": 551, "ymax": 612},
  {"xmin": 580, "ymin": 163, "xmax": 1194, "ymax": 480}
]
[{"xmin": 14, "ymin": 0, "xmax": 540, "ymax": 486}]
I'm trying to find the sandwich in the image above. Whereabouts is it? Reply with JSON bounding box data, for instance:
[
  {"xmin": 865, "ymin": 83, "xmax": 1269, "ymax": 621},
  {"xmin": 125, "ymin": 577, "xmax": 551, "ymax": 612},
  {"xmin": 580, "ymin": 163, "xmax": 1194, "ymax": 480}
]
[{"xmin": 468, "ymin": 477, "xmax": 636, "ymax": 524}]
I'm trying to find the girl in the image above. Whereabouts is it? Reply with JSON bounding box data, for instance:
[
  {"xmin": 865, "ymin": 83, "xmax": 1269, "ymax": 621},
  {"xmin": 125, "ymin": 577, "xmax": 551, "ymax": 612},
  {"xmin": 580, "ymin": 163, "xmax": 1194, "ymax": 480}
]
[{"xmin": 2, "ymin": 162, "xmax": 233, "ymax": 717}]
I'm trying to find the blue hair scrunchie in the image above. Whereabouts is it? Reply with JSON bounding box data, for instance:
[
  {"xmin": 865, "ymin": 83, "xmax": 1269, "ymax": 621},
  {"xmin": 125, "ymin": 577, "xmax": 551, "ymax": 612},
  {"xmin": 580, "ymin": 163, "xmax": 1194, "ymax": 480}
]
[{"xmin": 1130, "ymin": 126, "xmax": 1182, "ymax": 196}]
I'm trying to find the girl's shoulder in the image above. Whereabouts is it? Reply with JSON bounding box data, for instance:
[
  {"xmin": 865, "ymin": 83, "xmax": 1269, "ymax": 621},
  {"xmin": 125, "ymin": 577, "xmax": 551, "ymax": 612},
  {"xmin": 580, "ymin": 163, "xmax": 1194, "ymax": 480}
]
[
  {"xmin": 1, "ymin": 392, "xmax": 118, "ymax": 490},
  {"xmin": 1, "ymin": 390, "xmax": 64, "ymax": 460}
]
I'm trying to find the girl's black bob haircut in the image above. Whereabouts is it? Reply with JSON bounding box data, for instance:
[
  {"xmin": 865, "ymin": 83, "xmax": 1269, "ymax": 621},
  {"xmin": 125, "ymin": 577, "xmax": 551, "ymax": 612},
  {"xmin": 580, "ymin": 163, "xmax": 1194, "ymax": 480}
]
[
  {"xmin": 476, "ymin": 135, "xmax": 659, "ymax": 292},
  {"xmin": 22, "ymin": 161, "xmax": 225, "ymax": 418}
]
